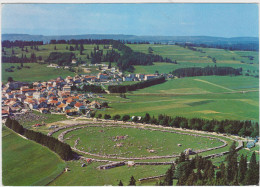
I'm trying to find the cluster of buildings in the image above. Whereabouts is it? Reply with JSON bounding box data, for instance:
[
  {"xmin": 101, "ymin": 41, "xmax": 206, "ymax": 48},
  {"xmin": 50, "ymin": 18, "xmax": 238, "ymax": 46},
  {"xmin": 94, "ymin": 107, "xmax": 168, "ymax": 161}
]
[
  {"xmin": 2, "ymin": 66, "xmax": 172, "ymax": 120},
  {"xmin": 1, "ymin": 76, "xmax": 106, "ymax": 119}
]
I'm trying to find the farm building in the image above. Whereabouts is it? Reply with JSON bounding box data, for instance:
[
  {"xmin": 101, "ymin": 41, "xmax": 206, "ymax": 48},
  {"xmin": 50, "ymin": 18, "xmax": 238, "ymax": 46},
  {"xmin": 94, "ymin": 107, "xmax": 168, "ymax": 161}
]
[{"xmin": 97, "ymin": 162, "xmax": 125, "ymax": 170}]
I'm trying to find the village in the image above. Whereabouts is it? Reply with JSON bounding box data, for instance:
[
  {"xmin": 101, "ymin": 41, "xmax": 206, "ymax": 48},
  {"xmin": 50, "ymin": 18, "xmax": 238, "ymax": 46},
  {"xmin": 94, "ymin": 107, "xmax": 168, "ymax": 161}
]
[{"xmin": 1, "ymin": 63, "xmax": 167, "ymax": 122}]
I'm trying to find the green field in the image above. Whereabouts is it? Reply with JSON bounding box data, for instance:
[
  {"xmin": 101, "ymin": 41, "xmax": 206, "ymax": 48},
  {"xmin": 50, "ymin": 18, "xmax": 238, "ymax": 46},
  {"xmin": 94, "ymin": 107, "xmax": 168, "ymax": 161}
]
[
  {"xmin": 48, "ymin": 123, "xmax": 237, "ymax": 186},
  {"xmin": 126, "ymin": 44, "xmax": 259, "ymax": 76},
  {"xmin": 96, "ymin": 75, "xmax": 259, "ymax": 121},
  {"xmin": 49, "ymin": 161, "xmax": 169, "ymax": 186},
  {"xmin": 63, "ymin": 126, "xmax": 223, "ymax": 157},
  {"xmin": 1, "ymin": 63, "xmax": 75, "ymax": 83},
  {"xmin": 2, "ymin": 127, "xmax": 66, "ymax": 186}
]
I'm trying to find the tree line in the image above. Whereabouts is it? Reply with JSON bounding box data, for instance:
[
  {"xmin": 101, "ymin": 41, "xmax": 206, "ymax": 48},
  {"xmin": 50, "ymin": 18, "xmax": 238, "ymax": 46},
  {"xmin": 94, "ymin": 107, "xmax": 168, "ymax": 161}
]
[
  {"xmin": 5, "ymin": 117, "xmax": 74, "ymax": 161},
  {"xmin": 159, "ymin": 142, "xmax": 259, "ymax": 186},
  {"xmin": 175, "ymin": 42, "xmax": 259, "ymax": 52},
  {"xmin": 112, "ymin": 113, "xmax": 259, "ymax": 138},
  {"xmin": 2, "ymin": 53, "xmax": 39, "ymax": 63},
  {"xmin": 2, "ymin": 40, "xmax": 44, "ymax": 48},
  {"xmin": 108, "ymin": 77, "xmax": 166, "ymax": 93},
  {"xmin": 49, "ymin": 39, "xmax": 149, "ymax": 45},
  {"xmin": 172, "ymin": 66, "xmax": 242, "ymax": 78},
  {"xmin": 71, "ymin": 84, "xmax": 105, "ymax": 93}
]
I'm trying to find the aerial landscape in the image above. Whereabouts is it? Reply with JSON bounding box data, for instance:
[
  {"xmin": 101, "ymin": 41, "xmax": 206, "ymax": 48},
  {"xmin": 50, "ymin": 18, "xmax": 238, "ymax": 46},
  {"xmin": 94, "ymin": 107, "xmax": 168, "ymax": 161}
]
[{"xmin": 1, "ymin": 3, "xmax": 259, "ymax": 186}]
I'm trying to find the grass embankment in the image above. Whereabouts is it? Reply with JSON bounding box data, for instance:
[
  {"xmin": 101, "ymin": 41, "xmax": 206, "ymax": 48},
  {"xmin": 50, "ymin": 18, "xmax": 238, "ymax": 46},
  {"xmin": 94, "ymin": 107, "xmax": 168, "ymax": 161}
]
[{"xmin": 2, "ymin": 126, "xmax": 66, "ymax": 186}]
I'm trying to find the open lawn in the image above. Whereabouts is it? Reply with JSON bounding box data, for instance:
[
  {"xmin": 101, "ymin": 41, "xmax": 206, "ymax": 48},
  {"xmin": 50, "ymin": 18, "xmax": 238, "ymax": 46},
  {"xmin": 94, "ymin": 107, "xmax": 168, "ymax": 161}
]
[{"xmin": 2, "ymin": 127, "xmax": 66, "ymax": 186}]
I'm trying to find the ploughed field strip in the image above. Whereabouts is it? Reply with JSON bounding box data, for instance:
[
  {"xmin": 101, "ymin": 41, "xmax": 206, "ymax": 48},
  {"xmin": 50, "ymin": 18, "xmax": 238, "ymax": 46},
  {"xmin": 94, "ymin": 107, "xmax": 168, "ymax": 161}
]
[{"xmin": 48, "ymin": 121, "xmax": 243, "ymax": 165}]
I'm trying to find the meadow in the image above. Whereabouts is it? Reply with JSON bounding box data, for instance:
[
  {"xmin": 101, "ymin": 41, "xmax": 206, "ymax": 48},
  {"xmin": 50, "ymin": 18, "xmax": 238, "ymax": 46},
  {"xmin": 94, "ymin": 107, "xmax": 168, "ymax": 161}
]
[
  {"xmin": 2, "ymin": 63, "xmax": 75, "ymax": 83},
  {"xmin": 127, "ymin": 44, "xmax": 259, "ymax": 76},
  {"xmin": 47, "ymin": 122, "xmax": 237, "ymax": 186},
  {"xmin": 96, "ymin": 75, "xmax": 259, "ymax": 121},
  {"xmin": 63, "ymin": 126, "xmax": 223, "ymax": 157},
  {"xmin": 2, "ymin": 127, "xmax": 65, "ymax": 186}
]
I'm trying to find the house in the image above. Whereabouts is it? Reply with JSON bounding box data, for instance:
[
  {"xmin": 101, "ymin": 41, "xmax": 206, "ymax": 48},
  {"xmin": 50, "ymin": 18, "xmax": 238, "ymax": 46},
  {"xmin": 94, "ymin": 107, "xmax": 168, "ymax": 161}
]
[
  {"xmin": 47, "ymin": 64, "xmax": 58, "ymax": 68},
  {"xmin": 2, "ymin": 109, "xmax": 9, "ymax": 119},
  {"xmin": 39, "ymin": 108, "xmax": 50, "ymax": 114},
  {"xmin": 63, "ymin": 86, "xmax": 71, "ymax": 92},
  {"xmin": 137, "ymin": 74, "xmax": 145, "ymax": 81},
  {"xmin": 20, "ymin": 88, "xmax": 36, "ymax": 95},
  {"xmin": 49, "ymin": 100, "xmax": 59, "ymax": 106},
  {"xmin": 65, "ymin": 108, "xmax": 78, "ymax": 116},
  {"xmin": 72, "ymin": 59, "xmax": 77, "ymax": 64},
  {"xmin": 33, "ymin": 92, "xmax": 41, "ymax": 99},
  {"xmin": 74, "ymin": 102, "xmax": 83, "ymax": 110},
  {"xmin": 89, "ymin": 101, "xmax": 101, "ymax": 109},
  {"xmin": 144, "ymin": 74, "xmax": 158, "ymax": 80},
  {"xmin": 123, "ymin": 77, "xmax": 133, "ymax": 81},
  {"xmin": 97, "ymin": 73, "xmax": 109, "ymax": 80},
  {"xmin": 57, "ymin": 103, "xmax": 66, "ymax": 111}
]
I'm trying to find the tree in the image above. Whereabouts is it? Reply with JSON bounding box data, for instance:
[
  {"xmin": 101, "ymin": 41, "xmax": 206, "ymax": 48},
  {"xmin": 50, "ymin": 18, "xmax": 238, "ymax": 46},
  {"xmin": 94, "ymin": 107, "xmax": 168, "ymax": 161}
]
[
  {"xmin": 104, "ymin": 114, "xmax": 111, "ymax": 120},
  {"xmin": 185, "ymin": 171, "xmax": 197, "ymax": 186},
  {"xmin": 244, "ymin": 152, "xmax": 259, "ymax": 185},
  {"xmin": 118, "ymin": 180, "xmax": 123, "ymax": 186},
  {"xmin": 129, "ymin": 176, "xmax": 136, "ymax": 186},
  {"xmin": 69, "ymin": 46, "xmax": 74, "ymax": 51},
  {"xmin": 8, "ymin": 77, "xmax": 14, "ymax": 82},
  {"xmin": 225, "ymin": 141, "xmax": 238, "ymax": 182},
  {"xmin": 148, "ymin": 47, "xmax": 153, "ymax": 53},
  {"xmin": 113, "ymin": 114, "xmax": 121, "ymax": 121},
  {"xmin": 122, "ymin": 115, "xmax": 130, "ymax": 122},
  {"xmin": 238, "ymin": 154, "xmax": 247, "ymax": 184},
  {"xmin": 143, "ymin": 113, "xmax": 150, "ymax": 124},
  {"xmin": 132, "ymin": 116, "xmax": 138, "ymax": 123},
  {"xmin": 163, "ymin": 165, "xmax": 174, "ymax": 185},
  {"xmin": 108, "ymin": 61, "xmax": 112, "ymax": 69},
  {"xmin": 97, "ymin": 114, "xmax": 102, "ymax": 119},
  {"xmin": 90, "ymin": 112, "xmax": 96, "ymax": 118}
]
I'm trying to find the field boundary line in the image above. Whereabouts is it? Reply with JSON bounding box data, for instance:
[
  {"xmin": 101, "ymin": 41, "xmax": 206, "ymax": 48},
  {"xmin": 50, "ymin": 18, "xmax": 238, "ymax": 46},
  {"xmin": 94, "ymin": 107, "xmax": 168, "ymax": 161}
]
[{"xmin": 194, "ymin": 78, "xmax": 234, "ymax": 92}]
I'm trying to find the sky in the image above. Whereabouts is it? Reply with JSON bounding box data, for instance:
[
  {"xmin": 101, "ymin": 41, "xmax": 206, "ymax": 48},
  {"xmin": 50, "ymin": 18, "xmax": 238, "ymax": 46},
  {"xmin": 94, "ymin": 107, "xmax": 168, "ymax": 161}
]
[{"xmin": 1, "ymin": 3, "xmax": 259, "ymax": 37}]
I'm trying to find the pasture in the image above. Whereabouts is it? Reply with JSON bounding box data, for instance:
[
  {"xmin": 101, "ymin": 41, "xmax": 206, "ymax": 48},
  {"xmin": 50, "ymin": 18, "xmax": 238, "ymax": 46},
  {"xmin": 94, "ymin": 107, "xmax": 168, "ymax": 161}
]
[
  {"xmin": 63, "ymin": 126, "xmax": 223, "ymax": 157},
  {"xmin": 1, "ymin": 63, "xmax": 75, "ymax": 83},
  {"xmin": 127, "ymin": 44, "xmax": 259, "ymax": 76},
  {"xmin": 2, "ymin": 127, "xmax": 65, "ymax": 186},
  {"xmin": 96, "ymin": 76, "xmax": 259, "ymax": 121},
  {"xmin": 46, "ymin": 121, "xmax": 243, "ymax": 186}
]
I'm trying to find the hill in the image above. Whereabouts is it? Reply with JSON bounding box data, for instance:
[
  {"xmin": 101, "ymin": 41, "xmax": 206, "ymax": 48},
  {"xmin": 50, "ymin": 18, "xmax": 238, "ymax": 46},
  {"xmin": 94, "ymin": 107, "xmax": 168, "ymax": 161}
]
[{"xmin": 2, "ymin": 34, "xmax": 258, "ymax": 45}]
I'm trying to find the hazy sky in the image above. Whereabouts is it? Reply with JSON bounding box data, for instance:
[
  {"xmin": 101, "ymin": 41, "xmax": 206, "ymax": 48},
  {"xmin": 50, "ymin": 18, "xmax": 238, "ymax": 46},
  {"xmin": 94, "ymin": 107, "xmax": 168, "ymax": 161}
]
[{"xmin": 1, "ymin": 3, "xmax": 259, "ymax": 37}]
